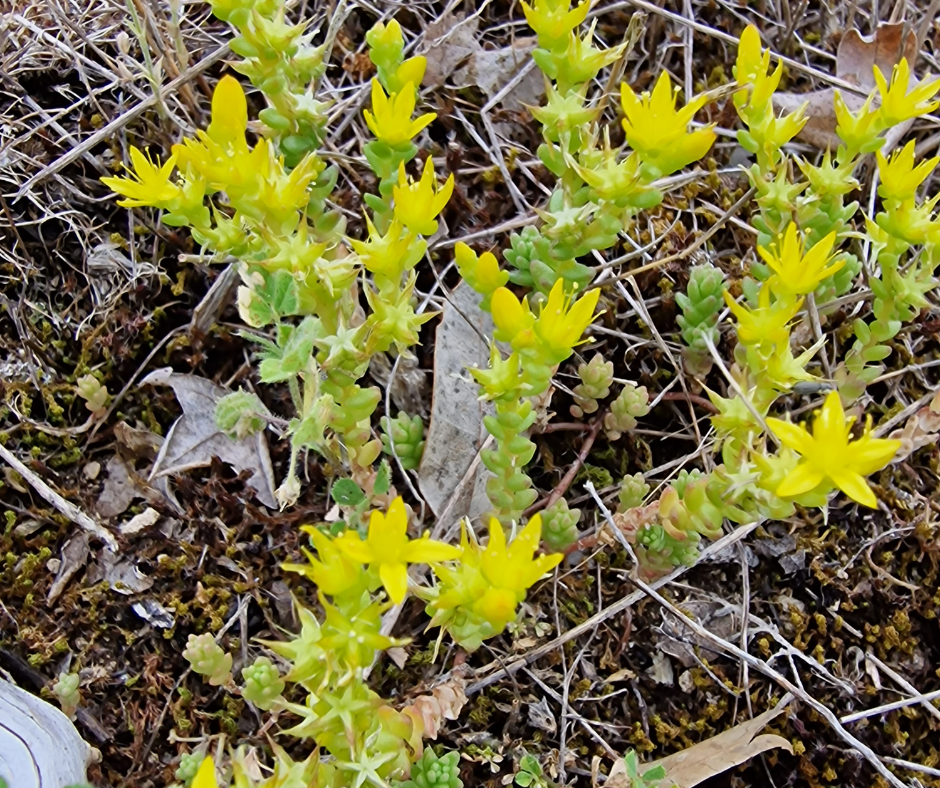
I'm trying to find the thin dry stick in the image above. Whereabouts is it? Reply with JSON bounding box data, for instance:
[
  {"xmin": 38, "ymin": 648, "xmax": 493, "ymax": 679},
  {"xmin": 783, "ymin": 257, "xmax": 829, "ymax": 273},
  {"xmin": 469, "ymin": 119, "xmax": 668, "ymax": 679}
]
[
  {"xmin": 0, "ymin": 443, "xmax": 118, "ymax": 550},
  {"xmin": 864, "ymin": 652, "xmax": 940, "ymax": 723},
  {"xmin": 536, "ymin": 417, "xmax": 605, "ymax": 514},
  {"xmin": 586, "ymin": 482, "xmax": 912, "ymax": 788},
  {"xmin": 841, "ymin": 688, "xmax": 940, "ymax": 724}
]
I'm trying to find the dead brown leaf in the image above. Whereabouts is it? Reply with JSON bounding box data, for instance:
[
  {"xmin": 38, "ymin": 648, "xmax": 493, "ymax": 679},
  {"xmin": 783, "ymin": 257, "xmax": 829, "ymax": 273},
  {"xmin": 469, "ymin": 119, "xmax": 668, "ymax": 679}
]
[
  {"xmin": 142, "ymin": 368, "xmax": 276, "ymax": 508},
  {"xmin": 889, "ymin": 389, "xmax": 940, "ymax": 461},
  {"xmin": 607, "ymin": 701, "xmax": 793, "ymax": 788},
  {"xmin": 47, "ymin": 533, "xmax": 91, "ymax": 603},
  {"xmin": 95, "ymin": 455, "xmax": 139, "ymax": 518},
  {"xmin": 403, "ymin": 675, "xmax": 468, "ymax": 740},
  {"xmin": 418, "ymin": 283, "xmax": 494, "ymax": 528},
  {"xmin": 422, "ymin": 11, "xmax": 542, "ymax": 110}
]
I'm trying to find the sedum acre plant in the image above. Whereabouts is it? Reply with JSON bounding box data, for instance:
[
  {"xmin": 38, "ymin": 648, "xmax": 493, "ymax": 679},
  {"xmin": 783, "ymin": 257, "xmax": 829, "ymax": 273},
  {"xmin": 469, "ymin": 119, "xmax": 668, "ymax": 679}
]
[
  {"xmin": 104, "ymin": 1, "xmax": 447, "ymax": 507},
  {"xmin": 621, "ymin": 24, "xmax": 928, "ymax": 575},
  {"xmin": 458, "ymin": 0, "xmax": 718, "ymax": 524},
  {"xmin": 176, "ymin": 496, "xmax": 560, "ymax": 786},
  {"xmin": 100, "ymin": 0, "xmax": 933, "ymax": 780}
]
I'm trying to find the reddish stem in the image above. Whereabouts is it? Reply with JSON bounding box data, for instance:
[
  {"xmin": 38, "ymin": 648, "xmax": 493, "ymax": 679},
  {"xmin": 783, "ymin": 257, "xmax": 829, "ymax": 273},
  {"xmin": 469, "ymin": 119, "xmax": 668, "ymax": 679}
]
[
  {"xmin": 660, "ymin": 391, "xmax": 718, "ymax": 413},
  {"xmin": 526, "ymin": 417, "xmax": 604, "ymax": 517}
]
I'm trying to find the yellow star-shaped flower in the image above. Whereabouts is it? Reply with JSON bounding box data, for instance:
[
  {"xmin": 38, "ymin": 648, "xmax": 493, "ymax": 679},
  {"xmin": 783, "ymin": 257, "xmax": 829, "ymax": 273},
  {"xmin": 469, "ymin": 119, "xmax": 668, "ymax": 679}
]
[
  {"xmin": 477, "ymin": 514, "xmax": 563, "ymax": 627},
  {"xmin": 336, "ymin": 497, "xmax": 461, "ymax": 603},
  {"xmin": 101, "ymin": 146, "xmax": 181, "ymax": 209},
  {"xmin": 767, "ymin": 391, "xmax": 901, "ymax": 508},
  {"xmin": 392, "ymin": 158, "xmax": 454, "ymax": 237},
  {"xmin": 876, "ymin": 140, "xmax": 939, "ymax": 203},
  {"xmin": 873, "ymin": 58, "xmax": 940, "ymax": 128},
  {"xmin": 533, "ymin": 279, "xmax": 602, "ymax": 362},
  {"xmin": 759, "ymin": 223, "xmax": 842, "ymax": 301},
  {"xmin": 620, "ymin": 71, "xmax": 716, "ymax": 176},
  {"xmin": 363, "ymin": 79, "xmax": 436, "ymax": 147},
  {"xmin": 521, "ymin": 0, "xmax": 589, "ymax": 47},
  {"xmin": 723, "ymin": 285, "xmax": 802, "ymax": 347}
]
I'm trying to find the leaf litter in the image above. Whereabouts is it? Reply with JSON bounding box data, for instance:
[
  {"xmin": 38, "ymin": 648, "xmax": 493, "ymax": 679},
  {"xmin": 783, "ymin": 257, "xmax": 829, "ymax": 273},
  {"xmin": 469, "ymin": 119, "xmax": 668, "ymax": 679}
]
[
  {"xmin": 142, "ymin": 367, "xmax": 277, "ymax": 508},
  {"xmin": 418, "ymin": 283, "xmax": 494, "ymax": 529}
]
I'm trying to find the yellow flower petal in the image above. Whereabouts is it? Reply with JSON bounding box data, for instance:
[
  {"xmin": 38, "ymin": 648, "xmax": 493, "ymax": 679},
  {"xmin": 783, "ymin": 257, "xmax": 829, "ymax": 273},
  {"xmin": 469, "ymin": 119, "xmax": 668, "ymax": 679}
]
[
  {"xmin": 852, "ymin": 433, "xmax": 902, "ymax": 474},
  {"xmin": 380, "ymin": 561, "xmax": 410, "ymax": 604},
  {"xmin": 491, "ymin": 287, "xmax": 534, "ymax": 339},
  {"xmin": 397, "ymin": 56, "xmax": 427, "ymax": 90},
  {"xmin": 192, "ymin": 757, "xmax": 219, "ymax": 788},
  {"xmin": 829, "ymin": 468, "xmax": 877, "ymax": 508},
  {"xmin": 767, "ymin": 417, "xmax": 814, "ymax": 455},
  {"xmin": 486, "ymin": 517, "xmax": 507, "ymax": 556},
  {"xmin": 776, "ymin": 462, "xmax": 824, "ymax": 497},
  {"xmin": 208, "ymin": 74, "xmax": 248, "ymax": 147},
  {"xmin": 335, "ymin": 530, "xmax": 375, "ymax": 563},
  {"xmin": 401, "ymin": 536, "xmax": 462, "ymax": 564},
  {"xmin": 511, "ymin": 514, "xmax": 543, "ymax": 559}
]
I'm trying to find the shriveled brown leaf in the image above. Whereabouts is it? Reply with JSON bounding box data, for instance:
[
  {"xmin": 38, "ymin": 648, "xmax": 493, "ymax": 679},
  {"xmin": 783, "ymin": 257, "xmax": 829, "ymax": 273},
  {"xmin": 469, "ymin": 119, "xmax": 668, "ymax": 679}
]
[
  {"xmin": 95, "ymin": 455, "xmax": 138, "ymax": 518},
  {"xmin": 47, "ymin": 533, "xmax": 91, "ymax": 603},
  {"xmin": 422, "ymin": 11, "xmax": 541, "ymax": 110},
  {"xmin": 607, "ymin": 702, "xmax": 793, "ymax": 788},
  {"xmin": 837, "ymin": 24, "xmax": 917, "ymax": 88},
  {"xmin": 423, "ymin": 12, "xmax": 480, "ymax": 88},
  {"xmin": 403, "ymin": 675, "xmax": 468, "ymax": 740},
  {"xmin": 190, "ymin": 262, "xmax": 239, "ymax": 335},
  {"xmin": 657, "ymin": 600, "xmax": 738, "ymax": 668},
  {"xmin": 889, "ymin": 389, "xmax": 940, "ymax": 461},
  {"xmin": 142, "ymin": 368, "xmax": 276, "ymax": 508},
  {"xmin": 87, "ymin": 549, "xmax": 154, "ymax": 595},
  {"xmin": 418, "ymin": 283, "xmax": 494, "ymax": 528},
  {"xmin": 774, "ymin": 23, "xmax": 919, "ymax": 151}
]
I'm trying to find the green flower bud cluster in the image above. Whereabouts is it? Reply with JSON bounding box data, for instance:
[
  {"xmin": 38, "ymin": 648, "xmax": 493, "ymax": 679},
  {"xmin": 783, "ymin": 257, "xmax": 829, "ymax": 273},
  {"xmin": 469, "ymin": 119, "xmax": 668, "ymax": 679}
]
[
  {"xmin": 397, "ymin": 748, "xmax": 463, "ymax": 788},
  {"xmin": 617, "ymin": 472, "xmax": 650, "ymax": 511},
  {"xmin": 664, "ymin": 468, "xmax": 750, "ymax": 540},
  {"xmin": 52, "ymin": 671, "xmax": 81, "ymax": 720},
  {"xmin": 837, "ymin": 171, "xmax": 940, "ymax": 400},
  {"xmin": 381, "ymin": 412, "xmax": 426, "ymax": 470},
  {"xmin": 229, "ymin": 581, "xmax": 427, "ymax": 785},
  {"xmin": 676, "ymin": 263, "xmax": 724, "ymax": 377},
  {"xmin": 537, "ymin": 187, "xmax": 625, "ymax": 260},
  {"xmin": 603, "ymin": 384, "xmax": 650, "ymax": 440},
  {"xmin": 241, "ymin": 656, "xmax": 286, "ymax": 710},
  {"xmin": 75, "ymin": 374, "xmax": 108, "ymax": 415},
  {"xmin": 504, "ymin": 225, "xmax": 593, "ymax": 297},
  {"xmin": 182, "ymin": 633, "xmax": 233, "ymax": 686},
  {"xmin": 175, "ymin": 752, "xmax": 204, "ymax": 786},
  {"xmin": 570, "ymin": 353, "xmax": 613, "ymax": 417},
  {"xmin": 215, "ymin": 389, "xmax": 269, "ymax": 439},
  {"xmin": 541, "ymin": 497, "xmax": 582, "ymax": 551}
]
